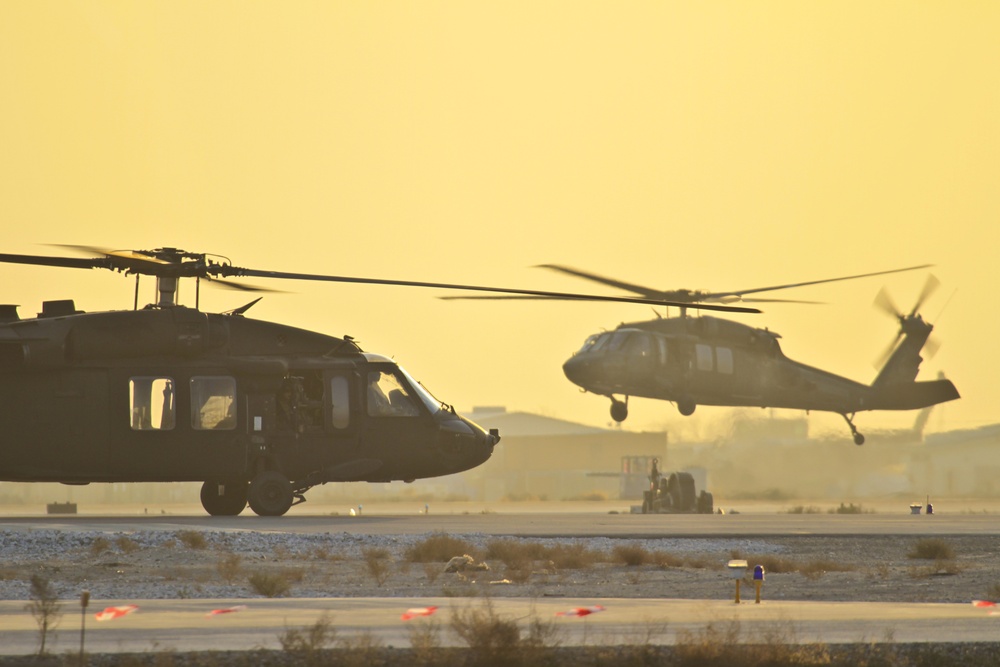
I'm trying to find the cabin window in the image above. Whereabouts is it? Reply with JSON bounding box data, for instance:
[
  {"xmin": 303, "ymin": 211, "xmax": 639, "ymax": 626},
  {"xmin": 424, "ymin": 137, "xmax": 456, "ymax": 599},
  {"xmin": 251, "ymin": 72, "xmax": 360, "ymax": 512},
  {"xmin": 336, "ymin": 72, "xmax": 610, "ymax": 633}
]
[
  {"xmin": 330, "ymin": 376, "xmax": 350, "ymax": 429},
  {"xmin": 367, "ymin": 370, "xmax": 420, "ymax": 417},
  {"xmin": 657, "ymin": 337, "xmax": 668, "ymax": 366},
  {"xmin": 695, "ymin": 344, "xmax": 713, "ymax": 371},
  {"xmin": 129, "ymin": 377, "xmax": 175, "ymax": 431},
  {"xmin": 625, "ymin": 333, "xmax": 652, "ymax": 359},
  {"xmin": 716, "ymin": 347, "xmax": 734, "ymax": 374},
  {"xmin": 191, "ymin": 376, "xmax": 237, "ymax": 430}
]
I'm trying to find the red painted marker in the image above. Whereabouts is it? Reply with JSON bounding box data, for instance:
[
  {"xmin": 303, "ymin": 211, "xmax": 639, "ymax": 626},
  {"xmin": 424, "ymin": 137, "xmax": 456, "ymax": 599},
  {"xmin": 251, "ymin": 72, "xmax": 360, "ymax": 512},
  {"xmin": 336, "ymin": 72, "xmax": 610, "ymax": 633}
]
[
  {"xmin": 95, "ymin": 605, "xmax": 139, "ymax": 621},
  {"xmin": 401, "ymin": 605, "xmax": 438, "ymax": 620}
]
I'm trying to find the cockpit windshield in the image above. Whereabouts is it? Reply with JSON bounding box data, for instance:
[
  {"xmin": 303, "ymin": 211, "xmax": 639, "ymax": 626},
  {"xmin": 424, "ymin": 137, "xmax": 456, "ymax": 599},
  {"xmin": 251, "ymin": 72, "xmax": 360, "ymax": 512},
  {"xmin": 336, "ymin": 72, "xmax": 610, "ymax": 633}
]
[{"xmin": 398, "ymin": 366, "xmax": 446, "ymax": 414}]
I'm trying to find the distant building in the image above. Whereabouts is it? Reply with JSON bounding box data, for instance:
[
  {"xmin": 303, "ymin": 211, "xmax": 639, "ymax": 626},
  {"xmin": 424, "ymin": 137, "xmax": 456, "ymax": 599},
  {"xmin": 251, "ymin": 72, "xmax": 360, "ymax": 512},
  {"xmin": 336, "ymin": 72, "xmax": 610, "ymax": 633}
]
[{"xmin": 457, "ymin": 407, "xmax": 668, "ymax": 501}]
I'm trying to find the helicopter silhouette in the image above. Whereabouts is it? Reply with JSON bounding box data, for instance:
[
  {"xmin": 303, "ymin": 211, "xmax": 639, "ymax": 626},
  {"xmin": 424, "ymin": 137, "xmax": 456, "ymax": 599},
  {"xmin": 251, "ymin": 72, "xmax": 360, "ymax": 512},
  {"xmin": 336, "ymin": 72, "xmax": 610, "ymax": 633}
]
[
  {"xmin": 448, "ymin": 264, "xmax": 959, "ymax": 445},
  {"xmin": 0, "ymin": 246, "xmax": 756, "ymax": 516}
]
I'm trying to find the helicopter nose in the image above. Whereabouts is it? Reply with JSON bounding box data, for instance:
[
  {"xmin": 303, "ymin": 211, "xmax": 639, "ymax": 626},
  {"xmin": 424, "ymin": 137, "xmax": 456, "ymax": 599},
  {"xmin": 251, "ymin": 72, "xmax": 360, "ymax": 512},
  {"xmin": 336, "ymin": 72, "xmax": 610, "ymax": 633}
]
[{"xmin": 562, "ymin": 355, "xmax": 589, "ymax": 388}]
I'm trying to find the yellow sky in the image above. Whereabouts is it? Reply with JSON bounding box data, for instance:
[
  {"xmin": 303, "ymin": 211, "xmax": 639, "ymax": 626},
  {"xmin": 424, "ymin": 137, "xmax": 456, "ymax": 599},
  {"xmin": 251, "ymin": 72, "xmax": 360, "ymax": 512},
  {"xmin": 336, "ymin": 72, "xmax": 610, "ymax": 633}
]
[{"xmin": 1, "ymin": 2, "xmax": 998, "ymax": 438}]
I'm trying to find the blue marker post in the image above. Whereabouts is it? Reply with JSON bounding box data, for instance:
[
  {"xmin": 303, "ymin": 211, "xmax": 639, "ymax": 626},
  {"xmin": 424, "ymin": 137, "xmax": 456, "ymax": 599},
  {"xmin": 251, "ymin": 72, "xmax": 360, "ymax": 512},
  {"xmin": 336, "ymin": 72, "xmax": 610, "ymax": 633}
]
[{"xmin": 753, "ymin": 565, "xmax": 765, "ymax": 604}]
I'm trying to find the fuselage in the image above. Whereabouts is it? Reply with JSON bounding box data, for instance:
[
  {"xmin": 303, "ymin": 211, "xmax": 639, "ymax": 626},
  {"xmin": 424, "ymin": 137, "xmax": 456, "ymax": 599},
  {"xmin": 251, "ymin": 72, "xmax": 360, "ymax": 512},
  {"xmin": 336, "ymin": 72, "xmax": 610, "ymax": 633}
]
[
  {"xmin": 0, "ymin": 305, "xmax": 497, "ymax": 486},
  {"xmin": 562, "ymin": 315, "xmax": 955, "ymax": 415}
]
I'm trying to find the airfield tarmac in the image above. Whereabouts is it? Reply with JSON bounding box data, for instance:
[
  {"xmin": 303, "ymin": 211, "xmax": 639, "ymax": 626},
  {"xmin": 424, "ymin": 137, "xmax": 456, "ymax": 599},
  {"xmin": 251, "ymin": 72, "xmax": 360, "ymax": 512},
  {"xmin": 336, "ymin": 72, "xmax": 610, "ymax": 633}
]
[{"xmin": 2, "ymin": 502, "xmax": 999, "ymax": 655}]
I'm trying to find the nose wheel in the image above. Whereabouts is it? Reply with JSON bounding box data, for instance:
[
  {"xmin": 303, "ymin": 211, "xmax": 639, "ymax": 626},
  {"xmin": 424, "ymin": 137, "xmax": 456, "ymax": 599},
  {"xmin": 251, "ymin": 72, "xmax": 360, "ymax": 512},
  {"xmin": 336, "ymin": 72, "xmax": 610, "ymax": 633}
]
[
  {"xmin": 841, "ymin": 413, "xmax": 865, "ymax": 446},
  {"xmin": 610, "ymin": 397, "xmax": 628, "ymax": 422}
]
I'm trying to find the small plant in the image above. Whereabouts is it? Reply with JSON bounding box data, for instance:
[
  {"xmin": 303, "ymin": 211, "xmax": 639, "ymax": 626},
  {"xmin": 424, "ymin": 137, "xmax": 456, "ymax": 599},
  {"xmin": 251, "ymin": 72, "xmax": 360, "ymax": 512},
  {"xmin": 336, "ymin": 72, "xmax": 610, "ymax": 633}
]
[
  {"xmin": 25, "ymin": 574, "xmax": 62, "ymax": 656},
  {"xmin": 406, "ymin": 532, "xmax": 478, "ymax": 563},
  {"xmin": 786, "ymin": 505, "xmax": 822, "ymax": 514},
  {"xmin": 249, "ymin": 571, "xmax": 292, "ymax": 597},
  {"xmin": 362, "ymin": 547, "xmax": 391, "ymax": 587},
  {"xmin": 613, "ymin": 543, "xmax": 651, "ymax": 566},
  {"xmin": 407, "ymin": 619, "xmax": 443, "ymax": 667},
  {"xmin": 279, "ymin": 613, "xmax": 336, "ymax": 665},
  {"xmin": 177, "ymin": 530, "xmax": 208, "ymax": 550},
  {"xmin": 90, "ymin": 537, "xmax": 111, "ymax": 556},
  {"xmin": 450, "ymin": 599, "xmax": 560, "ymax": 665},
  {"xmin": 547, "ymin": 542, "xmax": 600, "ymax": 569},
  {"xmin": 115, "ymin": 536, "xmax": 140, "ymax": 554},
  {"xmin": 423, "ymin": 562, "xmax": 442, "ymax": 584},
  {"xmin": 652, "ymin": 550, "xmax": 686, "ymax": 568},
  {"xmin": 908, "ymin": 538, "xmax": 955, "ymax": 560},
  {"xmin": 830, "ymin": 502, "xmax": 868, "ymax": 514},
  {"xmin": 216, "ymin": 553, "xmax": 243, "ymax": 585}
]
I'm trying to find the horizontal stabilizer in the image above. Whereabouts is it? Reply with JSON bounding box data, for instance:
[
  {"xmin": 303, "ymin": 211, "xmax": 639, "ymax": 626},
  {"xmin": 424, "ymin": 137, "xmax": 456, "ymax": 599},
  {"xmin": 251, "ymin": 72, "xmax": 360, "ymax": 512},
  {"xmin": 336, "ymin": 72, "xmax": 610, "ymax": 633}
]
[{"xmin": 870, "ymin": 379, "xmax": 959, "ymax": 411}]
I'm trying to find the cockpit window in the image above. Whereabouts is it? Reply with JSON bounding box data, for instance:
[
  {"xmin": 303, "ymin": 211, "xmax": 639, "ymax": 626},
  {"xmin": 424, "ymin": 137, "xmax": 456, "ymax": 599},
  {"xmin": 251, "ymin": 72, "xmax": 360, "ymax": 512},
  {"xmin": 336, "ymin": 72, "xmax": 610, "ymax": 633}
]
[
  {"xmin": 607, "ymin": 331, "xmax": 631, "ymax": 352},
  {"xmin": 367, "ymin": 370, "xmax": 420, "ymax": 417},
  {"xmin": 590, "ymin": 333, "xmax": 612, "ymax": 353},
  {"xmin": 398, "ymin": 366, "xmax": 445, "ymax": 414},
  {"xmin": 577, "ymin": 334, "xmax": 600, "ymax": 354}
]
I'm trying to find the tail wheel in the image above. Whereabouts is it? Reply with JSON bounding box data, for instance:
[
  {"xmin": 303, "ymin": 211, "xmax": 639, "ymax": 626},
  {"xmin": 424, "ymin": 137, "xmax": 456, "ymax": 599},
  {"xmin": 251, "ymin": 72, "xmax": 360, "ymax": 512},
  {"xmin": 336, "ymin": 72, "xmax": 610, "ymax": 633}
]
[
  {"xmin": 610, "ymin": 398, "xmax": 628, "ymax": 422},
  {"xmin": 200, "ymin": 480, "xmax": 248, "ymax": 516},
  {"xmin": 248, "ymin": 470, "xmax": 294, "ymax": 517},
  {"xmin": 677, "ymin": 472, "xmax": 696, "ymax": 512}
]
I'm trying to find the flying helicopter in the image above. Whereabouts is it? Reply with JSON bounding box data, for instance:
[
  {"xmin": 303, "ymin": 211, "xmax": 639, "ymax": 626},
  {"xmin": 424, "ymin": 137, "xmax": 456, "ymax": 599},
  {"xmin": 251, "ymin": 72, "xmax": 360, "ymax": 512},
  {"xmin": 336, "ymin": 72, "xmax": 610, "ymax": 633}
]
[
  {"xmin": 0, "ymin": 246, "xmax": 757, "ymax": 516},
  {"xmin": 447, "ymin": 264, "xmax": 960, "ymax": 445}
]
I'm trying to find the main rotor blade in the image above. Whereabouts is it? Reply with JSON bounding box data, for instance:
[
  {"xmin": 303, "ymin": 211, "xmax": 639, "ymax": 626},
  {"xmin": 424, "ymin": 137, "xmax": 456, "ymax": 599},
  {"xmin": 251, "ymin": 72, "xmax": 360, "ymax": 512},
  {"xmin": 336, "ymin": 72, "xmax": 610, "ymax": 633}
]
[
  {"xmin": 704, "ymin": 264, "xmax": 933, "ymax": 301},
  {"xmin": 203, "ymin": 276, "xmax": 283, "ymax": 293},
  {"xmin": 220, "ymin": 266, "xmax": 761, "ymax": 313},
  {"xmin": 536, "ymin": 264, "xmax": 662, "ymax": 298},
  {"xmin": 0, "ymin": 252, "xmax": 112, "ymax": 270}
]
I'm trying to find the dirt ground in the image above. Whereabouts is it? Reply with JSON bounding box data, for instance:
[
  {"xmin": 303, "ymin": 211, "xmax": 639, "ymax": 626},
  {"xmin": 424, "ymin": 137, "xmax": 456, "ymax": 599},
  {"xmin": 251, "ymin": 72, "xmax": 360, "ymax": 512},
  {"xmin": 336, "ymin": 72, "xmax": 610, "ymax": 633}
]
[{"xmin": 4, "ymin": 529, "xmax": 999, "ymax": 606}]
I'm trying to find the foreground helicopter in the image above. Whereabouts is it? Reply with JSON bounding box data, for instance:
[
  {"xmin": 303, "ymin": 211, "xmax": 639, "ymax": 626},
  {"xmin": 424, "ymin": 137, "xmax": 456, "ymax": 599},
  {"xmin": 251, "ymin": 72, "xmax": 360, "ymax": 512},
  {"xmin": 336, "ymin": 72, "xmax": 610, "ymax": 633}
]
[
  {"xmin": 0, "ymin": 247, "xmax": 756, "ymax": 516},
  {"xmin": 451, "ymin": 265, "xmax": 960, "ymax": 445}
]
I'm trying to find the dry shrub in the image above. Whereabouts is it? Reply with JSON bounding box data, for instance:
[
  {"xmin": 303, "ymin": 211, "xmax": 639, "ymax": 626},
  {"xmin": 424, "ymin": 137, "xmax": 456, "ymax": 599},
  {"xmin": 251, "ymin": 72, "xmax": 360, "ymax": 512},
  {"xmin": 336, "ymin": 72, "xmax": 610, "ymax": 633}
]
[
  {"xmin": 249, "ymin": 571, "xmax": 292, "ymax": 597},
  {"xmin": 653, "ymin": 550, "xmax": 686, "ymax": 568},
  {"xmin": 406, "ymin": 532, "xmax": 477, "ymax": 562},
  {"xmin": 547, "ymin": 542, "xmax": 600, "ymax": 569},
  {"xmin": 177, "ymin": 530, "xmax": 208, "ymax": 550},
  {"xmin": 279, "ymin": 613, "xmax": 336, "ymax": 665},
  {"xmin": 908, "ymin": 538, "xmax": 955, "ymax": 560},
  {"xmin": 613, "ymin": 543, "xmax": 651, "ymax": 566},
  {"xmin": 336, "ymin": 630, "xmax": 385, "ymax": 667},
  {"xmin": 449, "ymin": 599, "xmax": 560, "ymax": 667},
  {"xmin": 683, "ymin": 555, "xmax": 716, "ymax": 569},
  {"xmin": 25, "ymin": 574, "xmax": 61, "ymax": 656},
  {"xmin": 90, "ymin": 537, "xmax": 111, "ymax": 556},
  {"xmin": 674, "ymin": 620, "xmax": 829, "ymax": 666},
  {"xmin": 423, "ymin": 562, "xmax": 442, "ymax": 584},
  {"xmin": 407, "ymin": 619, "xmax": 443, "ymax": 667},
  {"xmin": 115, "ymin": 536, "xmax": 140, "ymax": 554},
  {"xmin": 216, "ymin": 553, "xmax": 243, "ymax": 585},
  {"xmin": 485, "ymin": 539, "xmax": 547, "ymax": 567},
  {"xmin": 362, "ymin": 547, "xmax": 392, "ymax": 587},
  {"xmin": 799, "ymin": 559, "xmax": 854, "ymax": 580}
]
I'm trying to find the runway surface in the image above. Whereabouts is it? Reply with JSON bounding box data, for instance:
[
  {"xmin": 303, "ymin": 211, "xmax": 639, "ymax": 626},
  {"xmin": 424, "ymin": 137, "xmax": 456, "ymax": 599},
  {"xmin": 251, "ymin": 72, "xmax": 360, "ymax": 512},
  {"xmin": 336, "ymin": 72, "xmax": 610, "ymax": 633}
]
[
  {"xmin": 2, "ymin": 596, "xmax": 997, "ymax": 655},
  {"xmin": 2, "ymin": 508, "xmax": 999, "ymax": 655},
  {"xmin": 2, "ymin": 506, "xmax": 999, "ymax": 537}
]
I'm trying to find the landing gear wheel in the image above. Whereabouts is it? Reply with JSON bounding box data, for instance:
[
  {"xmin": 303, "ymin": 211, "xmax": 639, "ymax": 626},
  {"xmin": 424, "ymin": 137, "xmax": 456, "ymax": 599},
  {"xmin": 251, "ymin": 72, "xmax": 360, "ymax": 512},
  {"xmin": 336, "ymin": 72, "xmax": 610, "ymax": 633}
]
[
  {"xmin": 697, "ymin": 490, "xmax": 714, "ymax": 515},
  {"xmin": 841, "ymin": 413, "xmax": 865, "ymax": 446},
  {"xmin": 200, "ymin": 480, "xmax": 248, "ymax": 516},
  {"xmin": 610, "ymin": 398, "xmax": 628, "ymax": 423},
  {"xmin": 677, "ymin": 472, "xmax": 696, "ymax": 512},
  {"xmin": 248, "ymin": 470, "xmax": 294, "ymax": 517},
  {"xmin": 666, "ymin": 473, "xmax": 682, "ymax": 510},
  {"xmin": 677, "ymin": 397, "xmax": 696, "ymax": 417}
]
